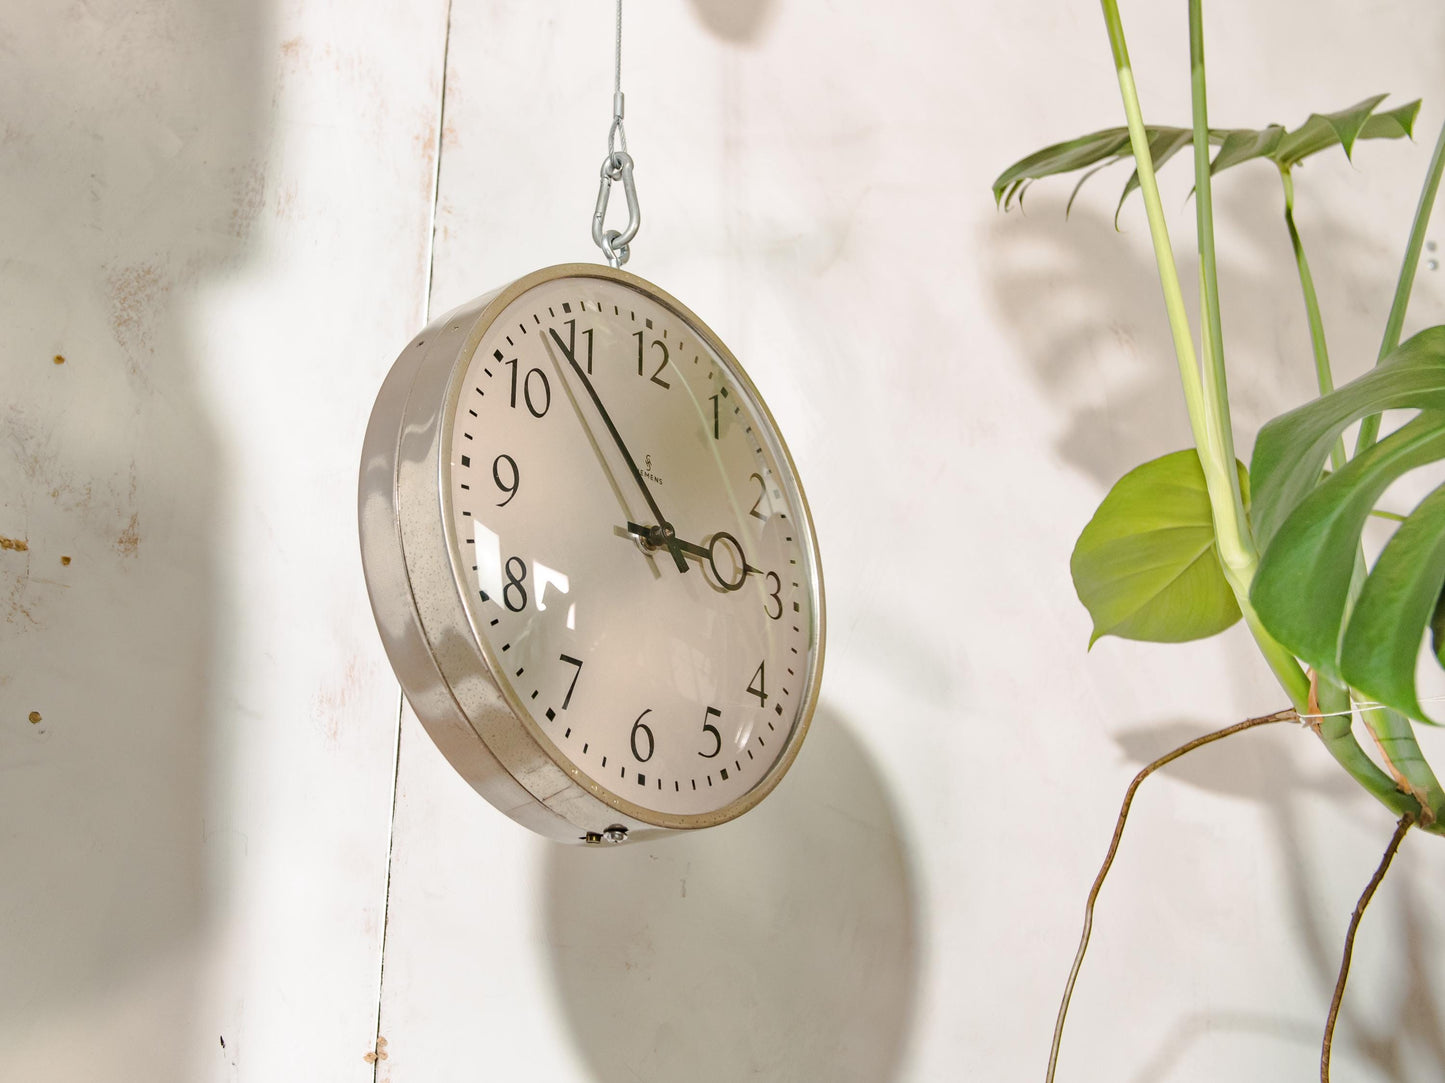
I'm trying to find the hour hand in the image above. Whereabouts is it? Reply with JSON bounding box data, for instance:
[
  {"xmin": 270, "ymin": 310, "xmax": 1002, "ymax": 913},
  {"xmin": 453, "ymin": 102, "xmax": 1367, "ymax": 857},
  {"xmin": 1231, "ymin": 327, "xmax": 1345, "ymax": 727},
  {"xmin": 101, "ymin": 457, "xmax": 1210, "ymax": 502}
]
[{"xmin": 625, "ymin": 522, "xmax": 758, "ymax": 591}]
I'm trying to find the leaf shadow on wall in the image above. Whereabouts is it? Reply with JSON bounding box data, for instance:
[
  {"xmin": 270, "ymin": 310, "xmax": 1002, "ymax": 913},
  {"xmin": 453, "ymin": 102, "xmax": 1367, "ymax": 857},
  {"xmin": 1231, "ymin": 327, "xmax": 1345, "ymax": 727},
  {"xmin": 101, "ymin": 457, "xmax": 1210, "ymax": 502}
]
[
  {"xmin": 540, "ymin": 707, "xmax": 921, "ymax": 1083},
  {"xmin": 985, "ymin": 163, "xmax": 1445, "ymax": 1076},
  {"xmin": 0, "ymin": 3, "xmax": 264, "ymax": 1077},
  {"xmin": 1110, "ymin": 716, "xmax": 1445, "ymax": 1082},
  {"xmin": 984, "ymin": 168, "xmax": 1401, "ymax": 489}
]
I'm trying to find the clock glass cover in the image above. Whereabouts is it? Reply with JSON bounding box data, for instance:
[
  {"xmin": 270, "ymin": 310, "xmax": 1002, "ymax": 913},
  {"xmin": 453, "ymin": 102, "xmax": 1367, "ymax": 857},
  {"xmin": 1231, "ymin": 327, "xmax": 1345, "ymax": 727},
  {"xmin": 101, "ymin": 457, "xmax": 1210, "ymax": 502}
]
[{"xmin": 441, "ymin": 269, "xmax": 821, "ymax": 822}]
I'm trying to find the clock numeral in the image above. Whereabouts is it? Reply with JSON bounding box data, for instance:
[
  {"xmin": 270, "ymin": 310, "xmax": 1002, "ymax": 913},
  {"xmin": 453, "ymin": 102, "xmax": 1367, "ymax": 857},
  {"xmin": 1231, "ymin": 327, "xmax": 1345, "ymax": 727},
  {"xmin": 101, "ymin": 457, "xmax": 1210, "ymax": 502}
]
[
  {"xmin": 748, "ymin": 472, "xmax": 768, "ymax": 520},
  {"xmin": 633, "ymin": 331, "xmax": 671, "ymax": 389},
  {"xmin": 709, "ymin": 393, "xmax": 720, "ymax": 439},
  {"xmin": 503, "ymin": 556, "xmax": 528, "ymax": 612},
  {"xmin": 493, "ymin": 453, "xmax": 520, "ymax": 507},
  {"xmin": 548, "ymin": 322, "xmax": 594, "ymax": 376},
  {"xmin": 763, "ymin": 572, "xmax": 783, "ymax": 621},
  {"xmin": 631, "ymin": 709, "xmax": 655, "ymax": 763},
  {"xmin": 561, "ymin": 318, "xmax": 593, "ymax": 374},
  {"xmin": 559, "ymin": 654, "xmax": 583, "ymax": 709},
  {"xmin": 699, "ymin": 705, "xmax": 722, "ymax": 758},
  {"xmin": 747, "ymin": 661, "xmax": 768, "ymax": 707},
  {"xmin": 504, "ymin": 358, "xmax": 551, "ymax": 418}
]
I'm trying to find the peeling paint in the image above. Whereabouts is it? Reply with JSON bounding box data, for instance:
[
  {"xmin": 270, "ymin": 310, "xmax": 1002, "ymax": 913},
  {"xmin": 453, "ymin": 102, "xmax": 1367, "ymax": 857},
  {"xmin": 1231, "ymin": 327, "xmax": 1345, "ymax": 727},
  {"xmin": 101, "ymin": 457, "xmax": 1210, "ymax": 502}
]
[{"xmin": 363, "ymin": 1035, "xmax": 389, "ymax": 1064}]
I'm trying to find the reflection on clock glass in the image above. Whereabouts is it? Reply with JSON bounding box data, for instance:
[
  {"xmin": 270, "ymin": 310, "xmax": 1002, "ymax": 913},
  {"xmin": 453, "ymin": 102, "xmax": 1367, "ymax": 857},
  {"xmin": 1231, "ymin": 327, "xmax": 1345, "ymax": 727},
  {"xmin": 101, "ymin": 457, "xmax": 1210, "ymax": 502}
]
[{"xmin": 443, "ymin": 275, "xmax": 819, "ymax": 817}]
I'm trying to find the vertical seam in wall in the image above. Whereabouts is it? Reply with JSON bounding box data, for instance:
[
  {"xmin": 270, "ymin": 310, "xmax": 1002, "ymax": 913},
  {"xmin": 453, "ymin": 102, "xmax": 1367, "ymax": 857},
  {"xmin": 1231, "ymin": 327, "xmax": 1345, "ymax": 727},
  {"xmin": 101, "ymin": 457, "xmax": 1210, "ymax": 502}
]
[
  {"xmin": 421, "ymin": 0, "xmax": 456, "ymax": 325},
  {"xmin": 372, "ymin": 2, "xmax": 454, "ymax": 1076},
  {"xmin": 371, "ymin": 692, "xmax": 405, "ymax": 1082}
]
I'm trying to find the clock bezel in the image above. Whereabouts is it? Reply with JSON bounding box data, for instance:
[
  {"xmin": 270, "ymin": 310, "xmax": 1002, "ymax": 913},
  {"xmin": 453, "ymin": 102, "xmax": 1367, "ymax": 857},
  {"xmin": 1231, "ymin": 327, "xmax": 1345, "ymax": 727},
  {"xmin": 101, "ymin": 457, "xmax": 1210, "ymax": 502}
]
[{"xmin": 361, "ymin": 263, "xmax": 825, "ymax": 842}]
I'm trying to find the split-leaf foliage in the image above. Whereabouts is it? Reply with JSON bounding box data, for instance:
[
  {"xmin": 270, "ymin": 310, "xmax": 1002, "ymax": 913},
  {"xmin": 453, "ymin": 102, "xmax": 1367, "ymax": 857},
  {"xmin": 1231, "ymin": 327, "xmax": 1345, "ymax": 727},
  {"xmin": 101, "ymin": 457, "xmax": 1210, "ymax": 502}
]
[{"xmin": 996, "ymin": 91, "xmax": 1445, "ymax": 825}]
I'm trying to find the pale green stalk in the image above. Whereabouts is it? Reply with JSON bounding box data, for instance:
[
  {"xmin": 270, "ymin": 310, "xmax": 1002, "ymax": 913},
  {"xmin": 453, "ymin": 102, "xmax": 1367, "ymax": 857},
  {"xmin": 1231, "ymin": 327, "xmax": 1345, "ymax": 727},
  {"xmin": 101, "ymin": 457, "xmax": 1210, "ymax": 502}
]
[
  {"xmin": 1098, "ymin": 1, "xmax": 1437, "ymax": 819},
  {"xmin": 1100, "ymin": 0, "xmax": 1309, "ymax": 708},
  {"xmin": 1356, "ymin": 117, "xmax": 1445, "ymax": 454},
  {"xmin": 1189, "ymin": 0, "xmax": 1251, "ymax": 554}
]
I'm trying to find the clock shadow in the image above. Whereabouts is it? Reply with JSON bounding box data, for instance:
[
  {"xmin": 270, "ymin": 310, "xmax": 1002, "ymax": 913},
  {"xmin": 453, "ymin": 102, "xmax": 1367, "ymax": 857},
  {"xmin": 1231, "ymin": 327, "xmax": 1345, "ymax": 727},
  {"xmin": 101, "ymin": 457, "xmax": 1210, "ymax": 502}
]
[{"xmin": 540, "ymin": 706, "xmax": 921, "ymax": 1083}]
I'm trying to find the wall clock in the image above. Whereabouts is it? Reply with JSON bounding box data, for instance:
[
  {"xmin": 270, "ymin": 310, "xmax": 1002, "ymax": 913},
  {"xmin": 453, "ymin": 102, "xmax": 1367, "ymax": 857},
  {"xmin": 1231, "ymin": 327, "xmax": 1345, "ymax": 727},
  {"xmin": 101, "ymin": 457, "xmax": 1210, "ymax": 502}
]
[{"xmin": 358, "ymin": 263, "xmax": 824, "ymax": 843}]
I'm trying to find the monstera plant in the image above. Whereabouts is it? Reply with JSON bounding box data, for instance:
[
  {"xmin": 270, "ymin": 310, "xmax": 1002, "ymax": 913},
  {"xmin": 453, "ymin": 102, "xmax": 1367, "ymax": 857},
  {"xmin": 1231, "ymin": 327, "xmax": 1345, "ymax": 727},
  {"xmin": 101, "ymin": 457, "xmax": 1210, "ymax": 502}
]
[{"xmin": 994, "ymin": 2, "xmax": 1445, "ymax": 1080}]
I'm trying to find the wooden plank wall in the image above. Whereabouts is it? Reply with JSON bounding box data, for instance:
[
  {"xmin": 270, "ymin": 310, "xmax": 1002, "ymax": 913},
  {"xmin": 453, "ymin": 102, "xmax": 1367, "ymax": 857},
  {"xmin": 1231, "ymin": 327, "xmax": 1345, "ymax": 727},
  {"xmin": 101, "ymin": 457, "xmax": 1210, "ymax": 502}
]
[{"xmin": 3, "ymin": 2, "xmax": 1444, "ymax": 1081}]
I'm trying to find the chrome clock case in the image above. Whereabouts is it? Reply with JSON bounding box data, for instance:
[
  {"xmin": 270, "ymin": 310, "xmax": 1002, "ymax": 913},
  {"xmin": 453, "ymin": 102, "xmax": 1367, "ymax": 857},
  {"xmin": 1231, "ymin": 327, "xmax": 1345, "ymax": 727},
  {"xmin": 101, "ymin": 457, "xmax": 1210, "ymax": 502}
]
[{"xmin": 358, "ymin": 264, "xmax": 825, "ymax": 843}]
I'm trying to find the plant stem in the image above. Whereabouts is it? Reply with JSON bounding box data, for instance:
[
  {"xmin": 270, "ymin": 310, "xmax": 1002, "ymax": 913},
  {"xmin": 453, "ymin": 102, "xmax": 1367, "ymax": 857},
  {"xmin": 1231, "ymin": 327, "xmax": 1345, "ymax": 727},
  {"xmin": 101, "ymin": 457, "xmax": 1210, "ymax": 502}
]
[
  {"xmin": 1046, "ymin": 708, "xmax": 1298, "ymax": 1083},
  {"xmin": 1311, "ymin": 677, "xmax": 1424, "ymax": 824},
  {"xmin": 1320, "ymin": 814, "xmax": 1413, "ymax": 1083},
  {"xmin": 1101, "ymin": 0, "xmax": 1309, "ymax": 708},
  {"xmin": 1356, "ymin": 117, "xmax": 1445, "ymax": 454},
  {"xmin": 1279, "ymin": 165, "xmax": 1347, "ymax": 471},
  {"xmin": 1357, "ymin": 704, "xmax": 1444, "ymax": 825},
  {"xmin": 1189, "ymin": 0, "xmax": 1252, "ymax": 561},
  {"xmin": 1276, "ymin": 169, "xmax": 1439, "ymax": 812},
  {"xmin": 1098, "ymin": 0, "xmax": 1208, "ymax": 446}
]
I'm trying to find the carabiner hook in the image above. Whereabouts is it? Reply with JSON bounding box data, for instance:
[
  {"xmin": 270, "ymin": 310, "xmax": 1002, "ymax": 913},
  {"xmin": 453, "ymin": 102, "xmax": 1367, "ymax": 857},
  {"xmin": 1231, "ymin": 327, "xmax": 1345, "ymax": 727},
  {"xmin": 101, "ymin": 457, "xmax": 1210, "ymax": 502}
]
[{"xmin": 592, "ymin": 150, "xmax": 640, "ymax": 267}]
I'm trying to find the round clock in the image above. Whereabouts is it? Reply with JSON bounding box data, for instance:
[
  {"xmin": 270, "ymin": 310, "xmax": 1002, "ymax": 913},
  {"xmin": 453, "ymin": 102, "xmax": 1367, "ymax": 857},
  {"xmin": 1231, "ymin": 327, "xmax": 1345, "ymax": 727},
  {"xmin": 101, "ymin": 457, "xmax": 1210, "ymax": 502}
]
[{"xmin": 359, "ymin": 264, "xmax": 825, "ymax": 843}]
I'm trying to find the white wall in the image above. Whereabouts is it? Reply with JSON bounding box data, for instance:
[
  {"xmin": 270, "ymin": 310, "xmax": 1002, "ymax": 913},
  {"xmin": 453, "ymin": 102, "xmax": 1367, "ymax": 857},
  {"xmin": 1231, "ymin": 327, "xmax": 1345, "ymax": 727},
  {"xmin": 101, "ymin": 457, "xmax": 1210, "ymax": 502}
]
[{"xmin": 3, "ymin": 1, "xmax": 1444, "ymax": 1081}]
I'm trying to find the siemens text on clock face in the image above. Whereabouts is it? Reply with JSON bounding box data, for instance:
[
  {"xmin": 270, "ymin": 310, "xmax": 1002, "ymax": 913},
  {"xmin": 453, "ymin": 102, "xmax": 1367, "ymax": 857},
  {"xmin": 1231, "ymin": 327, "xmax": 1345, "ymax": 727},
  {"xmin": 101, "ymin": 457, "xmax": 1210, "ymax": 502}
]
[{"xmin": 445, "ymin": 275, "xmax": 817, "ymax": 816}]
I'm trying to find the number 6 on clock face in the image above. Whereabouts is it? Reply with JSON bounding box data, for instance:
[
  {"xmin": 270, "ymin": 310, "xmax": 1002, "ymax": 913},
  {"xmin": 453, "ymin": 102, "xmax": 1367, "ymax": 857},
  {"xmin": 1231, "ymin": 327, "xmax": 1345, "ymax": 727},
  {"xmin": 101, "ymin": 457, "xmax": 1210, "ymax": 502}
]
[{"xmin": 359, "ymin": 264, "xmax": 825, "ymax": 842}]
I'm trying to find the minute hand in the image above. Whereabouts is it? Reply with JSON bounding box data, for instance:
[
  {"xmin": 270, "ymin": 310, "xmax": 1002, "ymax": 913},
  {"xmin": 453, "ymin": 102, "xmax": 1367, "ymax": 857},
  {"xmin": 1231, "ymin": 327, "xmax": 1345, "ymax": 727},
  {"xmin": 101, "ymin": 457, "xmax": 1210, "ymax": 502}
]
[{"xmin": 553, "ymin": 329, "xmax": 688, "ymax": 574}]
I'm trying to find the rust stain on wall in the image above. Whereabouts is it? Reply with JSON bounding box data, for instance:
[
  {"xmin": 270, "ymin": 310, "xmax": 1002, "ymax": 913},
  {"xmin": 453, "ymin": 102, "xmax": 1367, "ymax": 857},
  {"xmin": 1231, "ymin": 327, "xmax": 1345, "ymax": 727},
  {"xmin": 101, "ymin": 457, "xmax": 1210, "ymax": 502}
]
[
  {"xmin": 116, "ymin": 513, "xmax": 140, "ymax": 557},
  {"xmin": 0, "ymin": 536, "xmax": 29, "ymax": 552}
]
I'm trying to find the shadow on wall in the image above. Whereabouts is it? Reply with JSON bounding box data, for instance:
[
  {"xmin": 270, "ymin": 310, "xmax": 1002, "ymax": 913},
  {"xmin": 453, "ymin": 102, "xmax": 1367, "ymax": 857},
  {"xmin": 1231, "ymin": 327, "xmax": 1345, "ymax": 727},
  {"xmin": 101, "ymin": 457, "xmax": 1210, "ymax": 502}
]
[
  {"xmin": 1111, "ymin": 717, "xmax": 1445, "ymax": 1082},
  {"xmin": 686, "ymin": 0, "xmax": 778, "ymax": 45},
  {"xmin": 985, "ymin": 121, "xmax": 1445, "ymax": 1079},
  {"xmin": 541, "ymin": 707, "xmax": 921, "ymax": 1083},
  {"xmin": 0, "ymin": 1, "xmax": 263, "ymax": 1076},
  {"xmin": 985, "ymin": 168, "xmax": 1402, "ymax": 489}
]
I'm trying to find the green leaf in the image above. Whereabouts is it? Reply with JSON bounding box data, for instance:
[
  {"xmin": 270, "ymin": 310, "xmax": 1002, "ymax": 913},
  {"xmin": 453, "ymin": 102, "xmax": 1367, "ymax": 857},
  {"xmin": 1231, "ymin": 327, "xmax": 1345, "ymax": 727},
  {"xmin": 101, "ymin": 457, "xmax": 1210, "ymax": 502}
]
[
  {"xmin": 1341, "ymin": 481, "xmax": 1445, "ymax": 721},
  {"xmin": 1273, "ymin": 93, "xmax": 1389, "ymax": 165},
  {"xmin": 1250, "ymin": 327, "xmax": 1445, "ymax": 552},
  {"xmin": 1252, "ymin": 413, "xmax": 1445, "ymax": 681},
  {"xmin": 1431, "ymin": 586, "xmax": 1445, "ymax": 669},
  {"xmin": 992, "ymin": 95, "xmax": 1419, "ymax": 213},
  {"xmin": 1071, "ymin": 450, "xmax": 1248, "ymax": 645},
  {"xmin": 991, "ymin": 127, "xmax": 1135, "ymax": 207},
  {"xmin": 1209, "ymin": 124, "xmax": 1285, "ymax": 175}
]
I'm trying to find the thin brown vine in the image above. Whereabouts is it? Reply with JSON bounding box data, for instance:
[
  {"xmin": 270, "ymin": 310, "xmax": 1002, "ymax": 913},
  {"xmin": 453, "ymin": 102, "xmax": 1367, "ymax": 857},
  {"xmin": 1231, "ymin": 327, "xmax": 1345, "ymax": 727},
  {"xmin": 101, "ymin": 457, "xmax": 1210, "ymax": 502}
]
[
  {"xmin": 1045, "ymin": 707, "xmax": 1299, "ymax": 1083},
  {"xmin": 1320, "ymin": 813, "xmax": 1413, "ymax": 1083}
]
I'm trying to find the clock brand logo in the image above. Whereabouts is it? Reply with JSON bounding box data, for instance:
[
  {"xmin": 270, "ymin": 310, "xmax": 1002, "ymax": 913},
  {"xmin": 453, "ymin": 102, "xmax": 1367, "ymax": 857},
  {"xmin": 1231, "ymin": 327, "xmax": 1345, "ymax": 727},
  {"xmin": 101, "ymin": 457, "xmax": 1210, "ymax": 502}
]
[{"xmin": 642, "ymin": 454, "xmax": 664, "ymax": 487}]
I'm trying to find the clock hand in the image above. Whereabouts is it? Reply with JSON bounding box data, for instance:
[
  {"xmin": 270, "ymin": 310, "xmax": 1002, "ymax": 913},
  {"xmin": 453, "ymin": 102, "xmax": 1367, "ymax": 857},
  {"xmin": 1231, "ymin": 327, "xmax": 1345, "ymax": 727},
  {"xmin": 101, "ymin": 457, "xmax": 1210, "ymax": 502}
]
[
  {"xmin": 624, "ymin": 522, "xmax": 759, "ymax": 590},
  {"xmin": 539, "ymin": 328, "xmax": 670, "ymax": 575},
  {"xmin": 549, "ymin": 327, "xmax": 689, "ymax": 574}
]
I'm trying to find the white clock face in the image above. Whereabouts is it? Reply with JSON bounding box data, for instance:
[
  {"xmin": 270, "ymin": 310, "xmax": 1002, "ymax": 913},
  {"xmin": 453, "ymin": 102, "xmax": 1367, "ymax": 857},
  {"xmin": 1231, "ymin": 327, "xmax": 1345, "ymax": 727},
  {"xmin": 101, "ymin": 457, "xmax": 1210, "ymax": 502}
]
[{"xmin": 442, "ymin": 272, "xmax": 820, "ymax": 820}]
